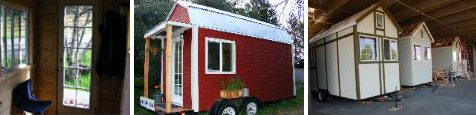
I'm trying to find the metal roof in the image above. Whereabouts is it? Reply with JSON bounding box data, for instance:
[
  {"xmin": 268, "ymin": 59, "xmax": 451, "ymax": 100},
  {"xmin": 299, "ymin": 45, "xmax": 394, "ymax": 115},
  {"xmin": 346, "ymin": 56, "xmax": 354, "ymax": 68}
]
[{"xmin": 145, "ymin": 1, "xmax": 293, "ymax": 45}]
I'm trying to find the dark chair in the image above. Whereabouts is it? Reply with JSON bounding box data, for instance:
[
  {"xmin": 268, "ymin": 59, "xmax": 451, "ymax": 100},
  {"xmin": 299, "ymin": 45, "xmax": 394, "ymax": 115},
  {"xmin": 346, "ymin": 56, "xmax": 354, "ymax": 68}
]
[{"xmin": 13, "ymin": 79, "xmax": 52, "ymax": 114}]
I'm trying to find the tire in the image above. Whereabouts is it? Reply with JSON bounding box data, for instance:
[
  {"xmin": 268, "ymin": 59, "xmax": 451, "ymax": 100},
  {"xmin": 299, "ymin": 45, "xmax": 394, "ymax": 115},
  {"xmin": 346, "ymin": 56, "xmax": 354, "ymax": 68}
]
[
  {"xmin": 216, "ymin": 101, "xmax": 237, "ymax": 115},
  {"xmin": 317, "ymin": 90, "xmax": 327, "ymax": 102},
  {"xmin": 239, "ymin": 98, "xmax": 260, "ymax": 115}
]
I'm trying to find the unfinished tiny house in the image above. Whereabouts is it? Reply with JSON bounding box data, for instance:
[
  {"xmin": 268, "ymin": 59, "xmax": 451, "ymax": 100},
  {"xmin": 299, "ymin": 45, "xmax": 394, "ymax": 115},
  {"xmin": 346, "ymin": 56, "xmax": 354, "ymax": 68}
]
[
  {"xmin": 142, "ymin": 1, "xmax": 294, "ymax": 114},
  {"xmin": 398, "ymin": 22, "xmax": 434, "ymax": 86},
  {"xmin": 309, "ymin": 3, "xmax": 400, "ymax": 101},
  {"xmin": 432, "ymin": 36, "xmax": 472, "ymax": 78}
]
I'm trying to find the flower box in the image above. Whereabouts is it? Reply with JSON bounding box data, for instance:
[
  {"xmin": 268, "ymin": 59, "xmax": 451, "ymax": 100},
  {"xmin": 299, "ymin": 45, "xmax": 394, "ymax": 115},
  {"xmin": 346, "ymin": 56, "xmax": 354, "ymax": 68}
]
[{"xmin": 220, "ymin": 89, "xmax": 242, "ymax": 99}]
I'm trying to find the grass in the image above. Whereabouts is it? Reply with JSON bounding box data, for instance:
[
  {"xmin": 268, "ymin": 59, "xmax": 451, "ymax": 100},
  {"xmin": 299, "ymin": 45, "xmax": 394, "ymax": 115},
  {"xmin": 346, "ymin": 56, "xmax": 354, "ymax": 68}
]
[
  {"xmin": 65, "ymin": 72, "xmax": 91, "ymax": 89},
  {"xmin": 134, "ymin": 77, "xmax": 304, "ymax": 115}
]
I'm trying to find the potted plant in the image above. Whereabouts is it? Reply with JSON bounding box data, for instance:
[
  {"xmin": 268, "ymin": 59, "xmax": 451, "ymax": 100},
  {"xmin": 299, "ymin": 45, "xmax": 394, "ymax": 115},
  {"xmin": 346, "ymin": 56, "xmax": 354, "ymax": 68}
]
[{"xmin": 219, "ymin": 75, "xmax": 244, "ymax": 99}]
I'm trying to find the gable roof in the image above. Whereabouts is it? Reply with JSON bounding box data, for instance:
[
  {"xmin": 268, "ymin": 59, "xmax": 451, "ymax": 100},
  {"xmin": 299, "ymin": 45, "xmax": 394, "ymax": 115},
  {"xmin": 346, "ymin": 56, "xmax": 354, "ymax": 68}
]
[
  {"xmin": 432, "ymin": 36, "xmax": 461, "ymax": 48},
  {"xmin": 400, "ymin": 22, "xmax": 434, "ymax": 42},
  {"xmin": 155, "ymin": 1, "xmax": 293, "ymax": 44},
  {"xmin": 309, "ymin": 3, "xmax": 400, "ymax": 44}
]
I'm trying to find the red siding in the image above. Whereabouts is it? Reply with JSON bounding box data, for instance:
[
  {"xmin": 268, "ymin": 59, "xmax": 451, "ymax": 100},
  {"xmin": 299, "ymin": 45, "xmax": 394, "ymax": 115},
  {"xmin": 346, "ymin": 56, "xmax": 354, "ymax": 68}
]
[
  {"xmin": 197, "ymin": 28, "xmax": 294, "ymax": 111},
  {"xmin": 183, "ymin": 30, "xmax": 192, "ymax": 108},
  {"xmin": 168, "ymin": 4, "xmax": 190, "ymax": 24}
]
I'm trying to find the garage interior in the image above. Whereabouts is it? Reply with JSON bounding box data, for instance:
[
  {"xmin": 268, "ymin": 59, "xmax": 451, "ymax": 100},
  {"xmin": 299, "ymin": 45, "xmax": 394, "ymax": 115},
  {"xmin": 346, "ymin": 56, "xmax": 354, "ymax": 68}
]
[{"xmin": 309, "ymin": 0, "xmax": 476, "ymax": 114}]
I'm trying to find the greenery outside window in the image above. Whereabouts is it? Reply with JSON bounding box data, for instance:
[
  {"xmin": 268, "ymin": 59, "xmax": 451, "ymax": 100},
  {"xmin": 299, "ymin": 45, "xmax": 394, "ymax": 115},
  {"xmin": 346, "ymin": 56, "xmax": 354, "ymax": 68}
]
[
  {"xmin": 1, "ymin": 7, "xmax": 28, "ymax": 72},
  {"xmin": 359, "ymin": 36, "xmax": 378, "ymax": 61}
]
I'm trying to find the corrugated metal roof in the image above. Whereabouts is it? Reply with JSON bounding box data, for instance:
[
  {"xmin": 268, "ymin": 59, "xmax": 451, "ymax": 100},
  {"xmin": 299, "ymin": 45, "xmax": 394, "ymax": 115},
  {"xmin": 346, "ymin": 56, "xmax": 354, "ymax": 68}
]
[{"xmin": 176, "ymin": 1, "xmax": 293, "ymax": 44}]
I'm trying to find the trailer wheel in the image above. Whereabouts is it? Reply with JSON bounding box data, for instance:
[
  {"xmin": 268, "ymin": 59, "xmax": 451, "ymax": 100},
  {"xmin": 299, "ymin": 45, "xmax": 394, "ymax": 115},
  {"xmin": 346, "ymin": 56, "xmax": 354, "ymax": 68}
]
[
  {"xmin": 239, "ymin": 98, "xmax": 259, "ymax": 115},
  {"xmin": 317, "ymin": 90, "xmax": 328, "ymax": 102},
  {"xmin": 216, "ymin": 101, "xmax": 237, "ymax": 115}
]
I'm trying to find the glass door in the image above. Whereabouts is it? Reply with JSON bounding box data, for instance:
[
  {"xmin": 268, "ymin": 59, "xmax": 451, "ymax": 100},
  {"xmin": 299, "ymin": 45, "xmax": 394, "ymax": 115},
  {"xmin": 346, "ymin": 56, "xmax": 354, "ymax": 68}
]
[
  {"xmin": 171, "ymin": 39, "xmax": 183, "ymax": 106},
  {"xmin": 58, "ymin": 4, "xmax": 95, "ymax": 113}
]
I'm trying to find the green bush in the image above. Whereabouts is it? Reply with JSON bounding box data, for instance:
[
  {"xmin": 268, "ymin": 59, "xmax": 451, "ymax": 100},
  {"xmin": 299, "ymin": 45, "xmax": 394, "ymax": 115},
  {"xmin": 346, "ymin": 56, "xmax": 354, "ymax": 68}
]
[{"xmin": 220, "ymin": 75, "xmax": 244, "ymax": 90}]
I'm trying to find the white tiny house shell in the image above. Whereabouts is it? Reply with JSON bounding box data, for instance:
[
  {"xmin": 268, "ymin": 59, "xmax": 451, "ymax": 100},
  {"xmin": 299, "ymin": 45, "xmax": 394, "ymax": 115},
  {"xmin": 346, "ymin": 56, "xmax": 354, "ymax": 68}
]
[
  {"xmin": 398, "ymin": 22, "xmax": 434, "ymax": 86},
  {"xmin": 432, "ymin": 36, "xmax": 469, "ymax": 77},
  {"xmin": 309, "ymin": 3, "xmax": 401, "ymax": 100}
]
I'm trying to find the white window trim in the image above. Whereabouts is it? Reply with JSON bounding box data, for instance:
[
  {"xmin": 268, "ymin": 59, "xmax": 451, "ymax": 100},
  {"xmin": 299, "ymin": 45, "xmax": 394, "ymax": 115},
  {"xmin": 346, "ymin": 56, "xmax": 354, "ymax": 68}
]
[
  {"xmin": 205, "ymin": 37, "xmax": 236, "ymax": 74},
  {"xmin": 376, "ymin": 12, "xmax": 385, "ymax": 29},
  {"xmin": 413, "ymin": 44, "xmax": 422, "ymax": 61},
  {"xmin": 383, "ymin": 38, "xmax": 398, "ymax": 61},
  {"xmin": 359, "ymin": 35, "xmax": 379, "ymax": 62},
  {"xmin": 425, "ymin": 47, "xmax": 431, "ymax": 60}
]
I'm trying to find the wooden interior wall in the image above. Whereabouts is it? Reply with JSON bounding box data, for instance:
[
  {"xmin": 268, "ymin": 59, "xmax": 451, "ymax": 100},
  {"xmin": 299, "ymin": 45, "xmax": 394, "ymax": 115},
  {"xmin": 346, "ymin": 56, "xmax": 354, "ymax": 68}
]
[
  {"xmin": 34, "ymin": 0, "xmax": 58, "ymax": 113},
  {"xmin": 33, "ymin": 0, "xmax": 128, "ymax": 114}
]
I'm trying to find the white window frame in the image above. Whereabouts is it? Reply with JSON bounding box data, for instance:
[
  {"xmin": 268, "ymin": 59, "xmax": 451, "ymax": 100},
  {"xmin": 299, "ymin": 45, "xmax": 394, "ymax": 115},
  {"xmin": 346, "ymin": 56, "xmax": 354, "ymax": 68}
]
[
  {"xmin": 376, "ymin": 12, "xmax": 384, "ymax": 29},
  {"xmin": 359, "ymin": 35, "xmax": 379, "ymax": 61},
  {"xmin": 205, "ymin": 37, "xmax": 236, "ymax": 74},
  {"xmin": 414, "ymin": 44, "xmax": 421, "ymax": 61},
  {"xmin": 383, "ymin": 38, "xmax": 398, "ymax": 61},
  {"xmin": 425, "ymin": 47, "xmax": 431, "ymax": 60}
]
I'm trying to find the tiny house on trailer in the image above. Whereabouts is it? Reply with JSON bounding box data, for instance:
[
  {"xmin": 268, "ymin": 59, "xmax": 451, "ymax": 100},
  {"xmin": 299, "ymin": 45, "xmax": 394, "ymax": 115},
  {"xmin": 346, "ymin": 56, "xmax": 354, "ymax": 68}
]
[
  {"xmin": 142, "ymin": 1, "xmax": 295, "ymax": 114},
  {"xmin": 432, "ymin": 36, "xmax": 471, "ymax": 78},
  {"xmin": 398, "ymin": 22, "xmax": 434, "ymax": 86},
  {"xmin": 309, "ymin": 3, "xmax": 400, "ymax": 102}
]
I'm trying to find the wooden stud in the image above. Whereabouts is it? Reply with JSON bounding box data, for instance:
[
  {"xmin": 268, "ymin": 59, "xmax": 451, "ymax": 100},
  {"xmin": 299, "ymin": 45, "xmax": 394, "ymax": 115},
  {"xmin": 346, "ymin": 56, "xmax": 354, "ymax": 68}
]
[
  {"xmin": 144, "ymin": 37, "xmax": 150, "ymax": 97},
  {"xmin": 165, "ymin": 25, "xmax": 173, "ymax": 113}
]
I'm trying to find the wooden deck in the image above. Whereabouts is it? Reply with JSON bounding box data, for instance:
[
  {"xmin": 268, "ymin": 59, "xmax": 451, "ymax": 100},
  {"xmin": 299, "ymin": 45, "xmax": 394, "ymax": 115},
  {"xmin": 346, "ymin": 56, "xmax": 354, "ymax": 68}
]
[{"xmin": 155, "ymin": 103, "xmax": 193, "ymax": 114}]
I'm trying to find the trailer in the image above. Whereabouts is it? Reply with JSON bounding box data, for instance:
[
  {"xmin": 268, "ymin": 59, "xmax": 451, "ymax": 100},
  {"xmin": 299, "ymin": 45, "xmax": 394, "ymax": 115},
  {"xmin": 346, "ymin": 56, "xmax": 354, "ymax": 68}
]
[
  {"xmin": 309, "ymin": 3, "xmax": 401, "ymax": 101},
  {"xmin": 398, "ymin": 22, "xmax": 434, "ymax": 86},
  {"xmin": 141, "ymin": 1, "xmax": 294, "ymax": 114}
]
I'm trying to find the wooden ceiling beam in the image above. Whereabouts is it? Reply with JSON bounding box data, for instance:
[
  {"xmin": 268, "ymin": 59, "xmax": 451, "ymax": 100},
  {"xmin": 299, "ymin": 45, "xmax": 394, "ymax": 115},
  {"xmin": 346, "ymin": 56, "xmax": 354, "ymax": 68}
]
[
  {"xmin": 424, "ymin": 8, "xmax": 476, "ymax": 27},
  {"xmin": 405, "ymin": 0, "xmax": 476, "ymax": 25},
  {"xmin": 428, "ymin": 17, "xmax": 476, "ymax": 29},
  {"xmin": 393, "ymin": 0, "xmax": 469, "ymax": 39},
  {"xmin": 393, "ymin": 0, "xmax": 455, "ymax": 22}
]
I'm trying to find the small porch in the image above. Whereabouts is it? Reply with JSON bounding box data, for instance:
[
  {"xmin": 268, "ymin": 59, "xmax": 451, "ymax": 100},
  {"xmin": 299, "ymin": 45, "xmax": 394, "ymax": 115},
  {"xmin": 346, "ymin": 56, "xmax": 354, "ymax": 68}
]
[{"xmin": 142, "ymin": 20, "xmax": 193, "ymax": 114}]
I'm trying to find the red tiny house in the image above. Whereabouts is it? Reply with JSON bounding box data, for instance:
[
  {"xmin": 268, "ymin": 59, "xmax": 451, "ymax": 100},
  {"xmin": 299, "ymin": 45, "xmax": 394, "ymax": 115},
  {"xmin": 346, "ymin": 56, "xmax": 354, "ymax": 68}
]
[
  {"xmin": 142, "ymin": 1, "xmax": 294, "ymax": 114},
  {"xmin": 197, "ymin": 28, "xmax": 294, "ymax": 111}
]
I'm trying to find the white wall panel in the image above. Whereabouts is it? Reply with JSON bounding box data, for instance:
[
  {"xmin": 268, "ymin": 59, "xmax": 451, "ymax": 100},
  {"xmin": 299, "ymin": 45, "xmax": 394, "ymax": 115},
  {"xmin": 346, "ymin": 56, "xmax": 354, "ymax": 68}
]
[{"xmin": 338, "ymin": 36, "xmax": 357, "ymax": 99}]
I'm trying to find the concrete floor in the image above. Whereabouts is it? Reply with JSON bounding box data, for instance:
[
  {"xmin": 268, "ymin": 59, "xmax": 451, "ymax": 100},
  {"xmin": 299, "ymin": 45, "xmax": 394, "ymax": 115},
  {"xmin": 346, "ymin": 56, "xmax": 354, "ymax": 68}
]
[{"xmin": 310, "ymin": 79, "xmax": 476, "ymax": 115}]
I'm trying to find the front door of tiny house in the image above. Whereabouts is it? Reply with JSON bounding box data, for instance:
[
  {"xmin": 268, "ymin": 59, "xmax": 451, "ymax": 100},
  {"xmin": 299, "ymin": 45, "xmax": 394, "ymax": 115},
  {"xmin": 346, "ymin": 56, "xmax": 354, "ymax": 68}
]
[
  {"xmin": 57, "ymin": 0, "xmax": 98, "ymax": 113},
  {"xmin": 171, "ymin": 36, "xmax": 183, "ymax": 106}
]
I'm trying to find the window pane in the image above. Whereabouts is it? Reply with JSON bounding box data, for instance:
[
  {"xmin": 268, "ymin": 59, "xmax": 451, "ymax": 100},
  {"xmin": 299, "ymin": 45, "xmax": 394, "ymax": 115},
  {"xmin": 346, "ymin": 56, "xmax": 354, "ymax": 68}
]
[
  {"xmin": 64, "ymin": 6, "xmax": 93, "ymax": 27},
  {"xmin": 414, "ymin": 45, "xmax": 421, "ymax": 60},
  {"xmin": 376, "ymin": 13, "xmax": 383, "ymax": 28},
  {"xmin": 390, "ymin": 40, "xmax": 398, "ymax": 60},
  {"xmin": 208, "ymin": 41, "xmax": 220, "ymax": 71},
  {"xmin": 426, "ymin": 47, "xmax": 431, "ymax": 60},
  {"xmin": 64, "ymin": 27, "xmax": 92, "ymax": 48},
  {"xmin": 20, "ymin": 11, "xmax": 27, "ymax": 64},
  {"xmin": 383, "ymin": 40, "xmax": 390, "ymax": 60},
  {"xmin": 360, "ymin": 36, "xmax": 377, "ymax": 61},
  {"xmin": 222, "ymin": 42, "xmax": 232, "ymax": 72}
]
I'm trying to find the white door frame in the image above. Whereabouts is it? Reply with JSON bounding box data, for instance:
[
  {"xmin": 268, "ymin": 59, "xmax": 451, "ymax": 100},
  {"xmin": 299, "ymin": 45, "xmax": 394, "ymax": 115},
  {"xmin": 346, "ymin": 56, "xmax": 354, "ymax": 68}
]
[{"xmin": 171, "ymin": 37, "xmax": 183, "ymax": 106}]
